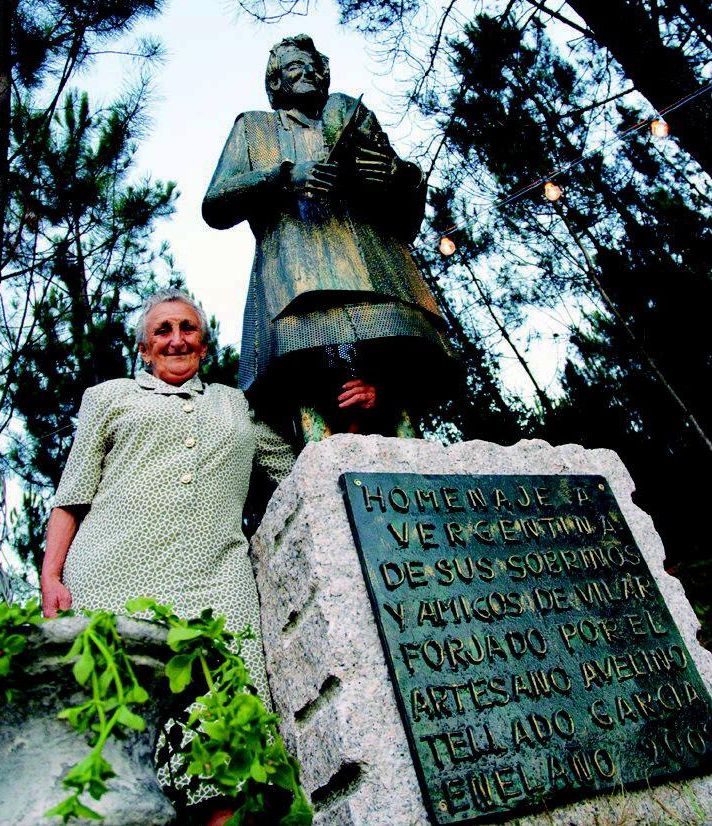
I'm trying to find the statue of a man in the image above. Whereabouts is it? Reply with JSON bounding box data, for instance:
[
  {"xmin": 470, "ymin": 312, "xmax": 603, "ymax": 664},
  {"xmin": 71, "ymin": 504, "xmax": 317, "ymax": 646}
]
[{"xmin": 203, "ymin": 34, "xmax": 456, "ymax": 441}]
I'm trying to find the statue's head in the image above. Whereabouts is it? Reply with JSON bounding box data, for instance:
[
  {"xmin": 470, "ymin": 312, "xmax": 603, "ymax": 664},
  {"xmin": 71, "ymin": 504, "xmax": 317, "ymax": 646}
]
[{"xmin": 265, "ymin": 35, "xmax": 330, "ymax": 113}]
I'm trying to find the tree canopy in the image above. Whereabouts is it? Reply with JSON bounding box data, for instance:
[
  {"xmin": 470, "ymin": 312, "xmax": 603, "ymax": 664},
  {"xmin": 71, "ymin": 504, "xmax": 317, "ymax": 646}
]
[
  {"xmin": 2, "ymin": 1, "xmax": 710, "ymax": 626},
  {"xmin": 406, "ymin": 2, "xmax": 712, "ymax": 626}
]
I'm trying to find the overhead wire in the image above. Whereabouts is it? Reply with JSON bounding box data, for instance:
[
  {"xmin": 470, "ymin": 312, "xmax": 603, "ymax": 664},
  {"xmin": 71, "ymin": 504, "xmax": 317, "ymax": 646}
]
[{"xmin": 435, "ymin": 79, "xmax": 712, "ymax": 248}]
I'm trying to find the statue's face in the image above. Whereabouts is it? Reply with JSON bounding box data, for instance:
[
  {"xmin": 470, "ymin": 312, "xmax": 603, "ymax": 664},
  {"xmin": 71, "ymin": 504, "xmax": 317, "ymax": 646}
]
[{"xmin": 274, "ymin": 46, "xmax": 328, "ymax": 107}]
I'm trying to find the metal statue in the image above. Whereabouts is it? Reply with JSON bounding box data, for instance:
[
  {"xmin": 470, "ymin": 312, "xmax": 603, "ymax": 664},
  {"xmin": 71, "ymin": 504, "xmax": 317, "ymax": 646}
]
[{"xmin": 203, "ymin": 34, "xmax": 456, "ymax": 441}]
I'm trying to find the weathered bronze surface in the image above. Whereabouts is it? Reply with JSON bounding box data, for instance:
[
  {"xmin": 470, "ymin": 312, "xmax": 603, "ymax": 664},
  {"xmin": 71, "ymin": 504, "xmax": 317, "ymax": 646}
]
[
  {"xmin": 340, "ymin": 472, "xmax": 712, "ymax": 824},
  {"xmin": 202, "ymin": 35, "xmax": 457, "ymax": 433}
]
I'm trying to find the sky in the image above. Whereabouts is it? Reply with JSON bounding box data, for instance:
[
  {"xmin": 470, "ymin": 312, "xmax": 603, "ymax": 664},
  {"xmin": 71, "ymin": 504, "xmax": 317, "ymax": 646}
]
[
  {"xmin": 81, "ymin": 0, "xmax": 396, "ymax": 350},
  {"xmin": 4, "ymin": 0, "xmax": 392, "ymax": 567},
  {"xmin": 1, "ymin": 0, "xmax": 586, "ymax": 560}
]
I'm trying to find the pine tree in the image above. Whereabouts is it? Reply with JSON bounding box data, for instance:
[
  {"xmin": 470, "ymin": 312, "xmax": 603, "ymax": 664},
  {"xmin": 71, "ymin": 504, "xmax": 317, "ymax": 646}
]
[
  {"xmin": 0, "ymin": 0, "xmax": 164, "ymax": 260},
  {"xmin": 3, "ymin": 87, "xmax": 178, "ymax": 581},
  {"xmin": 563, "ymin": 0, "xmax": 711, "ymax": 175},
  {"xmin": 0, "ymin": 2, "xmax": 175, "ymax": 587},
  {"xmin": 421, "ymin": 12, "xmax": 712, "ymax": 592}
]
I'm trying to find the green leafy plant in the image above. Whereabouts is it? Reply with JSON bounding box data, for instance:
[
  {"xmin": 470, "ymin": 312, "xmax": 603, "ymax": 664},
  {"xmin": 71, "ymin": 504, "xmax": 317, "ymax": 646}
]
[
  {"xmin": 127, "ymin": 597, "xmax": 312, "ymax": 825},
  {"xmin": 45, "ymin": 610, "xmax": 152, "ymax": 823},
  {"xmin": 0, "ymin": 597, "xmax": 43, "ymax": 702},
  {"xmin": 0, "ymin": 597, "xmax": 312, "ymax": 824}
]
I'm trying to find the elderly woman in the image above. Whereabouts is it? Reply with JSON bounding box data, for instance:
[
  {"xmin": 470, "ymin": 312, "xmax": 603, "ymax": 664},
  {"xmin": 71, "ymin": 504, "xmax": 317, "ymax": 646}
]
[{"xmin": 40, "ymin": 288, "xmax": 374, "ymax": 824}]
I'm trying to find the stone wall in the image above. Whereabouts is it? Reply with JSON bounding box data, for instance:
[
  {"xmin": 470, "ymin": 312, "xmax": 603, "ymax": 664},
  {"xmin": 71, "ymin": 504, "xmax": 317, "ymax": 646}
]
[{"xmin": 251, "ymin": 436, "xmax": 712, "ymax": 825}]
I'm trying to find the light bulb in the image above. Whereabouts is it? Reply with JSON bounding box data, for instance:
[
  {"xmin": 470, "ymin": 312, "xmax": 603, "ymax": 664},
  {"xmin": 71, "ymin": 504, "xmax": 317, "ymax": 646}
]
[
  {"xmin": 544, "ymin": 181, "xmax": 562, "ymax": 202},
  {"xmin": 439, "ymin": 236, "xmax": 457, "ymax": 256},
  {"xmin": 651, "ymin": 119, "xmax": 669, "ymax": 138}
]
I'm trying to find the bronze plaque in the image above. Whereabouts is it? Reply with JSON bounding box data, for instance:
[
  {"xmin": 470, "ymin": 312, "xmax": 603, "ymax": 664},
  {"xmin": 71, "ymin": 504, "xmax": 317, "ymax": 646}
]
[{"xmin": 339, "ymin": 473, "xmax": 712, "ymax": 823}]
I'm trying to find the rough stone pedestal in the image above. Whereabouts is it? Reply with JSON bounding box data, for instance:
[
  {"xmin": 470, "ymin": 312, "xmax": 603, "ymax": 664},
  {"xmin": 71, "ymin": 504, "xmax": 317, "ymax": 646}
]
[{"xmin": 251, "ymin": 436, "xmax": 712, "ymax": 826}]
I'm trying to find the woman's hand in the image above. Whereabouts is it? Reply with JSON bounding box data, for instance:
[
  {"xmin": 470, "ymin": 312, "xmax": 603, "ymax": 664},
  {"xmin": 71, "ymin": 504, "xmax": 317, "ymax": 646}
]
[
  {"xmin": 41, "ymin": 506, "xmax": 82, "ymax": 618},
  {"xmin": 338, "ymin": 379, "xmax": 377, "ymax": 410},
  {"xmin": 41, "ymin": 576, "xmax": 73, "ymax": 618}
]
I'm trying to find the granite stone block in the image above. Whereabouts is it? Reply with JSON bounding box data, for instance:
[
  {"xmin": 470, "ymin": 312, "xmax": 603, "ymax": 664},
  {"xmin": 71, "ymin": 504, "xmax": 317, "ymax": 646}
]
[{"xmin": 251, "ymin": 436, "xmax": 712, "ymax": 825}]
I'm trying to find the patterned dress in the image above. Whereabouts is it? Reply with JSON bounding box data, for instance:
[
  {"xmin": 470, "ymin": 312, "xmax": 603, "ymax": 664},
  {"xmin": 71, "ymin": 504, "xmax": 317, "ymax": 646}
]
[{"xmin": 54, "ymin": 370, "xmax": 295, "ymax": 709}]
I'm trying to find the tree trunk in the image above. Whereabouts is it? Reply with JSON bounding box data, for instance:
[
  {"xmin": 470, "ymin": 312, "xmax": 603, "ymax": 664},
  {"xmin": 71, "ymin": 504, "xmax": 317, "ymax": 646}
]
[{"xmin": 564, "ymin": 0, "xmax": 712, "ymax": 175}]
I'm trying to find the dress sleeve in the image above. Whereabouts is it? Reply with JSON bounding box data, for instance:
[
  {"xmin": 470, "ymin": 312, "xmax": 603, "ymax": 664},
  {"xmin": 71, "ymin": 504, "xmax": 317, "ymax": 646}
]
[
  {"xmin": 53, "ymin": 385, "xmax": 110, "ymax": 508},
  {"xmin": 251, "ymin": 413, "xmax": 296, "ymax": 486}
]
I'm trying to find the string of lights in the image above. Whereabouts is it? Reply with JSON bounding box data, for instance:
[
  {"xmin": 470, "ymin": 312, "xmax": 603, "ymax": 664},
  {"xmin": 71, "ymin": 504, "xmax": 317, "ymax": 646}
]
[{"xmin": 436, "ymin": 79, "xmax": 712, "ymax": 256}]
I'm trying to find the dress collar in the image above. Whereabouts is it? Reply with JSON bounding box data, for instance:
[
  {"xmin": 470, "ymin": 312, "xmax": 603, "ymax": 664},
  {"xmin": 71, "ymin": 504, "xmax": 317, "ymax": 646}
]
[{"xmin": 135, "ymin": 370, "xmax": 205, "ymax": 397}]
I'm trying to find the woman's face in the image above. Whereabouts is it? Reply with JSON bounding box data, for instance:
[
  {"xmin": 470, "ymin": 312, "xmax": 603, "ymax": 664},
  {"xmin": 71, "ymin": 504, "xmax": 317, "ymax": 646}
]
[{"xmin": 139, "ymin": 301, "xmax": 207, "ymax": 385}]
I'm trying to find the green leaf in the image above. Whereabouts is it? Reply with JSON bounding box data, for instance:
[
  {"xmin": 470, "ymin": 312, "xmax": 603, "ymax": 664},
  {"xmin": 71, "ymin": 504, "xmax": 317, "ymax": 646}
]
[
  {"xmin": 56, "ymin": 608, "xmax": 76, "ymax": 619},
  {"xmin": 72, "ymin": 647, "xmax": 95, "ymax": 686},
  {"xmin": 116, "ymin": 706, "xmax": 146, "ymax": 732},
  {"xmin": 124, "ymin": 685, "xmax": 149, "ymax": 704},
  {"xmin": 3, "ymin": 634, "xmax": 26, "ymax": 654},
  {"xmin": 235, "ymin": 694, "xmax": 261, "ymax": 725},
  {"xmin": 97, "ymin": 667, "xmax": 112, "ymax": 694},
  {"xmin": 64, "ymin": 636, "xmax": 83, "ymax": 660},
  {"xmin": 201, "ymin": 720, "xmax": 228, "ymax": 741},
  {"xmin": 187, "ymin": 759, "xmax": 205, "ymax": 776},
  {"xmin": 166, "ymin": 626, "xmax": 204, "ymax": 648},
  {"xmin": 57, "ymin": 705, "xmax": 87, "ymax": 730},
  {"xmin": 45, "ymin": 791, "xmax": 104, "ymax": 822},
  {"xmin": 101, "ymin": 696, "xmax": 120, "ymax": 713},
  {"xmin": 45, "ymin": 795, "xmax": 78, "ymax": 817},
  {"xmin": 94, "ymin": 754, "xmax": 115, "ymax": 780},
  {"xmin": 210, "ymin": 750, "xmax": 230, "ymax": 769},
  {"xmin": 190, "ymin": 736, "xmax": 210, "ymax": 759},
  {"xmin": 124, "ymin": 596, "xmax": 155, "ymax": 614},
  {"xmin": 165, "ymin": 653, "xmax": 194, "ymax": 693},
  {"xmin": 87, "ymin": 778, "xmax": 111, "ymax": 800},
  {"xmin": 63, "ymin": 756, "xmax": 93, "ymax": 788},
  {"xmin": 36, "ymin": 601, "xmax": 312, "ymax": 826},
  {"xmin": 249, "ymin": 761, "xmax": 268, "ymax": 783},
  {"xmin": 72, "ymin": 800, "xmax": 103, "ymax": 820},
  {"xmin": 62, "ymin": 752, "xmax": 114, "ymax": 795},
  {"xmin": 281, "ymin": 789, "xmax": 314, "ymax": 825}
]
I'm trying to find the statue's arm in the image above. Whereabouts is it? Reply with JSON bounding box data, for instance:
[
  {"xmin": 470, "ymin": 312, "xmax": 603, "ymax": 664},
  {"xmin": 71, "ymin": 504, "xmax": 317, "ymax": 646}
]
[
  {"xmin": 390, "ymin": 157, "xmax": 427, "ymax": 243},
  {"xmin": 353, "ymin": 107, "xmax": 427, "ymax": 242},
  {"xmin": 202, "ymin": 114, "xmax": 288, "ymax": 230}
]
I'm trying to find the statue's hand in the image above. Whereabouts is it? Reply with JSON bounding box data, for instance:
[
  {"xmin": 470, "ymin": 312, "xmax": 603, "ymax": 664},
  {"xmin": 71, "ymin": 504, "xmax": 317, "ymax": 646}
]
[
  {"xmin": 352, "ymin": 132, "xmax": 423, "ymax": 193},
  {"xmin": 287, "ymin": 160, "xmax": 339, "ymax": 198},
  {"xmin": 353, "ymin": 144, "xmax": 396, "ymax": 190}
]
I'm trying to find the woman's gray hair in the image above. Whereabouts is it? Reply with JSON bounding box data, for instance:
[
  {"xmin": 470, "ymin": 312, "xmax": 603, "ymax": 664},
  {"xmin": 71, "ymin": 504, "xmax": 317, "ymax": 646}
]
[{"xmin": 135, "ymin": 288, "xmax": 209, "ymax": 347}]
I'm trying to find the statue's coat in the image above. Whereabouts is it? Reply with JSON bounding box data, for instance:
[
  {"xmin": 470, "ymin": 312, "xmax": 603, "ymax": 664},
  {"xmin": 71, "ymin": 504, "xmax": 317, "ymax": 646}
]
[{"xmin": 203, "ymin": 93, "xmax": 450, "ymax": 395}]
